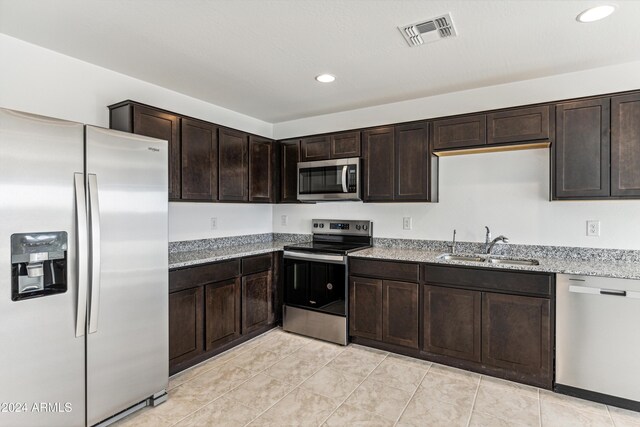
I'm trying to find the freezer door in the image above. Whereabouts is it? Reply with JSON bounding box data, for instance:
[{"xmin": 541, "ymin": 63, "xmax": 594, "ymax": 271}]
[
  {"xmin": 85, "ymin": 126, "xmax": 168, "ymax": 425},
  {"xmin": 0, "ymin": 109, "xmax": 86, "ymax": 427}
]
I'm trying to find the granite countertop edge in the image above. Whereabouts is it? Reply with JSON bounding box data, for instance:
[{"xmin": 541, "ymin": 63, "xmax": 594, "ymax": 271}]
[{"xmin": 169, "ymin": 242, "xmax": 640, "ymax": 280}]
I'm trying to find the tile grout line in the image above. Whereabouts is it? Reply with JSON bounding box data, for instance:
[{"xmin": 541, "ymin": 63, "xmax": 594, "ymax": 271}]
[
  {"xmin": 167, "ymin": 330, "xmax": 303, "ymax": 427},
  {"xmin": 392, "ymin": 363, "xmax": 432, "ymax": 426},
  {"xmin": 465, "ymin": 374, "xmax": 483, "ymax": 427},
  {"xmin": 238, "ymin": 340, "xmax": 350, "ymax": 426},
  {"xmin": 316, "ymin": 351, "xmax": 391, "ymax": 426}
]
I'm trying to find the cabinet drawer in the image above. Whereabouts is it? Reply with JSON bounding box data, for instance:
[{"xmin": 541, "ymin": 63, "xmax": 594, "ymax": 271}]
[
  {"xmin": 242, "ymin": 253, "xmax": 273, "ymax": 275},
  {"xmin": 422, "ymin": 264, "xmax": 552, "ymax": 297},
  {"xmin": 170, "ymin": 259, "xmax": 240, "ymax": 292},
  {"xmin": 350, "ymin": 258, "xmax": 419, "ymax": 282}
]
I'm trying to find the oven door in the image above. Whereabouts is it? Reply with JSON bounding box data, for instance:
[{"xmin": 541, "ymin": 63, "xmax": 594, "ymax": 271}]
[
  {"xmin": 297, "ymin": 158, "xmax": 360, "ymax": 201},
  {"xmin": 283, "ymin": 252, "xmax": 347, "ymax": 316}
]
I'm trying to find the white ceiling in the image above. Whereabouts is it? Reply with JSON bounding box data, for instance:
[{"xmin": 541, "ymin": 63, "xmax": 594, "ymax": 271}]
[{"xmin": 1, "ymin": 0, "xmax": 640, "ymax": 123}]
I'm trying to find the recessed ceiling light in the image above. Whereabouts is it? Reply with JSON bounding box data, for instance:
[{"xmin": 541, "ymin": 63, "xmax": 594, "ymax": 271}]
[
  {"xmin": 576, "ymin": 5, "xmax": 616, "ymax": 23},
  {"xmin": 315, "ymin": 74, "xmax": 336, "ymax": 83}
]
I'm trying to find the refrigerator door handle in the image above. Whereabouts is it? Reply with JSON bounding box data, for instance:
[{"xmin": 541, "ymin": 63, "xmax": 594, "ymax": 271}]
[
  {"xmin": 88, "ymin": 173, "xmax": 101, "ymax": 334},
  {"xmin": 74, "ymin": 173, "xmax": 88, "ymax": 338}
]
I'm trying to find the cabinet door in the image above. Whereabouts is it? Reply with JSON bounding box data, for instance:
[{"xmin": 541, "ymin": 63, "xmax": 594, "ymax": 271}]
[
  {"xmin": 422, "ymin": 285, "xmax": 481, "ymax": 362},
  {"xmin": 432, "ymin": 114, "xmax": 486, "ymax": 150},
  {"xmin": 205, "ymin": 279, "xmax": 241, "ymax": 350},
  {"xmin": 362, "ymin": 127, "xmax": 395, "ymax": 201},
  {"xmin": 181, "ymin": 118, "xmax": 218, "ymax": 200},
  {"xmin": 611, "ymin": 93, "xmax": 640, "ymax": 197},
  {"xmin": 132, "ymin": 105, "xmax": 181, "ymax": 199},
  {"xmin": 242, "ymin": 270, "xmax": 272, "ymax": 334},
  {"xmin": 554, "ymin": 98, "xmax": 610, "ymax": 198},
  {"xmin": 349, "ymin": 276, "xmax": 383, "ymax": 341},
  {"xmin": 169, "ymin": 287, "xmax": 203, "ymax": 368},
  {"xmin": 383, "ymin": 280, "xmax": 419, "ymax": 349},
  {"xmin": 482, "ymin": 292, "xmax": 551, "ymax": 386},
  {"xmin": 280, "ymin": 140, "xmax": 300, "ymax": 203},
  {"xmin": 395, "ymin": 122, "xmax": 430, "ymax": 201},
  {"xmin": 331, "ymin": 131, "xmax": 361, "ymax": 158},
  {"xmin": 249, "ymin": 136, "xmax": 275, "ymax": 202},
  {"xmin": 219, "ymin": 128, "xmax": 248, "ymax": 201},
  {"xmin": 487, "ymin": 105, "xmax": 550, "ymax": 145},
  {"xmin": 300, "ymin": 136, "xmax": 331, "ymax": 161}
]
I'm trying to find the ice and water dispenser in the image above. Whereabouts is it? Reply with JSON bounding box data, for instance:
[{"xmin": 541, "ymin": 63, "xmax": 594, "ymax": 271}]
[{"xmin": 11, "ymin": 232, "xmax": 68, "ymax": 301}]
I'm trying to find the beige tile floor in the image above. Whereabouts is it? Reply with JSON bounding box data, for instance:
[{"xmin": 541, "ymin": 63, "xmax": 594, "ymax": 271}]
[{"xmin": 114, "ymin": 328, "xmax": 640, "ymax": 427}]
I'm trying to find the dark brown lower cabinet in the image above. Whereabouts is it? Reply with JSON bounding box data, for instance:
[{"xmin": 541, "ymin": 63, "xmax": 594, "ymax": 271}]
[
  {"xmin": 169, "ymin": 254, "xmax": 277, "ymax": 374},
  {"xmin": 349, "ymin": 276, "xmax": 383, "ymax": 341},
  {"xmin": 169, "ymin": 287, "xmax": 203, "ymax": 367},
  {"xmin": 383, "ymin": 281, "xmax": 419, "ymax": 349},
  {"xmin": 422, "ymin": 285, "xmax": 481, "ymax": 362},
  {"xmin": 205, "ymin": 278, "xmax": 241, "ymax": 350},
  {"xmin": 242, "ymin": 270, "xmax": 272, "ymax": 334},
  {"xmin": 482, "ymin": 292, "xmax": 551, "ymax": 384},
  {"xmin": 349, "ymin": 276, "xmax": 418, "ymax": 349}
]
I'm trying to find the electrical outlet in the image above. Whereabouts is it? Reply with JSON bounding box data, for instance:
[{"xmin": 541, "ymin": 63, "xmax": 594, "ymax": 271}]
[
  {"xmin": 586, "ymin": 220, "xmax": 600, "ymax": 237},
  {"xmin": 403, "ymin": 217, "xmax": 412, "ymax": 230},
  {"xmin": 281, "ymin": 215, "xmax": 288, "ymax": 226},
  {"xmin": 210, "ymin": 217, "xmax": 217, "ymax": 230}
]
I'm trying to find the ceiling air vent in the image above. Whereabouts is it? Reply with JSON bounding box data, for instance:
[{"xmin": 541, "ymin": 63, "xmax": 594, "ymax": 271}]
[{"xmin": 399, "ymin": 13, "xmax": 457, "ymax": 47}]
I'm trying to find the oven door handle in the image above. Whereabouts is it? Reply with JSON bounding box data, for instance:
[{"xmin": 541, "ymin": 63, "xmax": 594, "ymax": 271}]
[{"xmin": 284, "ymin": 251, "xmax": 346, "ymax": 264}]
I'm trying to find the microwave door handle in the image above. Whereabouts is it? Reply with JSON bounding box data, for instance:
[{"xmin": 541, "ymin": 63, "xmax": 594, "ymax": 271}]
[{"xmin": 341, "ymin": 166, "xmax": 348, "ymax": 193}]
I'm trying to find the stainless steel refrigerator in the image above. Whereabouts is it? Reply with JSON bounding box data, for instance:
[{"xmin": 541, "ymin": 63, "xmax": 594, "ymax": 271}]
[{"xmin": 0, "ymin": 108, "xmax": 169, "ymax": 427}]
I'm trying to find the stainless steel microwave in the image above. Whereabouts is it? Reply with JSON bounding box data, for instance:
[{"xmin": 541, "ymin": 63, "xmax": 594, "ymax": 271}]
[{"xmin": 297, "ymin": 158, "xmax": 361, "ymax": 202}]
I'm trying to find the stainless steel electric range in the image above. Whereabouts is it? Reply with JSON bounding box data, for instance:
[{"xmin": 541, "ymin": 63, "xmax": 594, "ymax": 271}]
[{"xmin": 282, "ymin": 219, "xmax": 372, "ymax": 345}]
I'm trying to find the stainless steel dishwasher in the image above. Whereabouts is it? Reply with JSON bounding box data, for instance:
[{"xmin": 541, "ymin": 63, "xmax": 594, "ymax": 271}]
[{"xmin": 556, "ymin": 274, "xmax": 640, "ymax": 410}]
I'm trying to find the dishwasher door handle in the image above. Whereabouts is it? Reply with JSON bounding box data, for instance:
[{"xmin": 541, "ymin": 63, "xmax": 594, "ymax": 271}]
[{"xmin": 569, "ymin": 285, "xmax": 635, "ymax": 298}]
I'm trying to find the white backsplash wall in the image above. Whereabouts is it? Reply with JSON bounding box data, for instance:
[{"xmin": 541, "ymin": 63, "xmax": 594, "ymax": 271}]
[
  {"xmin": 273, "ymin": 149, "xmax": 640, "ymax": 250},
  {"xmin": 169, "ymin": 203, "xmax": 272, "ymax": 242}
]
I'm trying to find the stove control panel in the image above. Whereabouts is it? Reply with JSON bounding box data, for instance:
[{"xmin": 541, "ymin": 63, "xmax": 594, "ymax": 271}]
[{"xmin": 311, "ymin": 219, "xmax": 372, "ymax": 236}]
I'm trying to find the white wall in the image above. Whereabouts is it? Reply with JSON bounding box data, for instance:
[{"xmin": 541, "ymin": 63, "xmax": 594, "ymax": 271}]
[
  {"xmin": 272, "ymin": 61, "xmax": 640, "ymax": 250},
  {"xmin": 0, "ymin": 34, "xmax": 274, "ymax": 242},
  {"xmin": 273, "ymin": 149, "xmax": 640, "ymax": 249}
]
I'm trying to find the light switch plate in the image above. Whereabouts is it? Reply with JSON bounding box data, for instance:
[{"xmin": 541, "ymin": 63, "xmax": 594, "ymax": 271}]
[
  {"xmin": 210, "ymin": 217, "xmax": 217, "ymax": 230},
  {"xmin": 403, "ymin": 217, "xmax": 412, "ymax": 230},
  {"xmin": 281, "ymin": 215, "xmax": 288, "ymax": 226},
  {"xmin": 586, "ymin": 220, "xmax": 600, "ymax": 237}
]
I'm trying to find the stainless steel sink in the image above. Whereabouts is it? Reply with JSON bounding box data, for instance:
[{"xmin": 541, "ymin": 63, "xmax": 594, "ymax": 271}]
[
  {"xmin": 487, "ymin": 257, "xmax": 540, "ymax": 266},
  {"xmin": 437, "ymin": 253, "xmax": 539, "ymax": 266},
  {"xmin": 437, "ymin": 254, "xmax": 485, "ymax": 262}
]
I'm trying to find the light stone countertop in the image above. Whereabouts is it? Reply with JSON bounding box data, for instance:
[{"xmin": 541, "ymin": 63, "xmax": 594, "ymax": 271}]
[
  {"xmin": 169, "ymin": 238, "xmax": 640, "ymax": 280},
  {"xmin": 351, "ymin": 247, "xmax": 640, "ymax": 280}
]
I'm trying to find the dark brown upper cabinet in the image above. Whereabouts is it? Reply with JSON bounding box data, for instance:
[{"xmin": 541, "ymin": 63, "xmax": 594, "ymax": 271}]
[
  {"xmin": 248, "ymin": 136, "xmax": 275, "ymax": 203},
  {"xmin": 218, "ymin": 128, "xmax": 249, "ymax": 202},
  {"xmin": 487, "ymin": 105, "xmax": 551, "ymax": 145},
  {"xmin": 362, "ymin": 123, "xmax": 437, "ymax": 202},
  {"xmin": 554, "ymin": 98, "xmax": 610, "ymax": 199},
  {"xmin": 611, "ymin": 93, "xmax": 640, "ymax": 197},
  {"xmin": 279, "ymin": 139, "xmax": 300, "ymax": 203},
  {"xmin": 395, "ymin": 122, "xmax": 437, "ymax": 202},
  {"xmin": 300, "ymin": 135, "xmax": 331, "ymax": 161},
  {"xmin": 432, "ymin": 114, "xmax": 486, "ymax": 150},
  {"xmin": 181, "ymin": 118, "xmax": 218, "ymax": 201},
  {"xmin": 109, "ymin": 102, "xmax": 181, "ymax": 200},
  {"xmin": 300, "ymin": 132, "xmax": 361, "ymax": 162},
  {"xmin": 331, "ymin": 131, "xmax": 361, "ymax": 158},
  {"xmin": 362, "ymin": 127, "xmax": 395, "ymax": 201}
]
